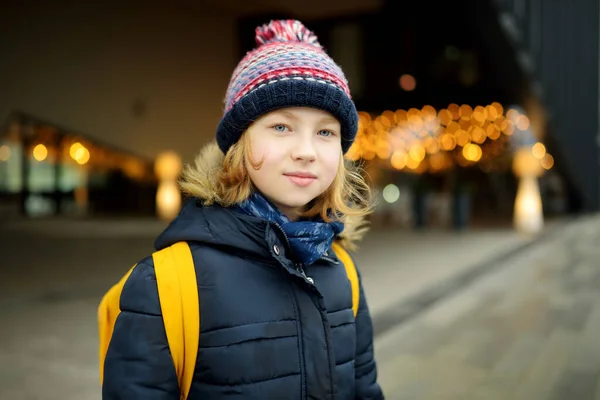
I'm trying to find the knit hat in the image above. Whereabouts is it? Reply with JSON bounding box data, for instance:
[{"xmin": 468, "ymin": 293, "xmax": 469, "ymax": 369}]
[{"xmin": 216, "ymin": 20, "xmax": 358, "ymax": 154}]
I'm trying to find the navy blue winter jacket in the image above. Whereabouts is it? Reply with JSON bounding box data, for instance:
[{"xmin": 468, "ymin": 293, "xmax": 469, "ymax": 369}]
[{"xmin": 102, "ymin": 198, "xmax": 383, "ymax": 399}]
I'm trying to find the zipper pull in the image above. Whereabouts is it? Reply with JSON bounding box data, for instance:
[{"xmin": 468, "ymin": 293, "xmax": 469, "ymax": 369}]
[{"xmin": 296, "ymin": 263, "xmax": 314, "ymax": 285}]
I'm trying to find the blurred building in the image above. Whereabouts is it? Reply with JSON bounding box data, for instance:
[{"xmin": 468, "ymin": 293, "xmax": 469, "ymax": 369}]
[
  {"xmin": 0, "ymin": 0, "xmax": 597, "ymax": 220},
  {"xmin": 0, "ymin": 113, "xmax": 156, "ymax": 216}
]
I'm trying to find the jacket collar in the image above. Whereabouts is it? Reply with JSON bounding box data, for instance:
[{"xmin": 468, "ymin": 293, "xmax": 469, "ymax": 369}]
[{"xmin": 154, "ymin": 199, "xmax": 340, "ymax": 268}]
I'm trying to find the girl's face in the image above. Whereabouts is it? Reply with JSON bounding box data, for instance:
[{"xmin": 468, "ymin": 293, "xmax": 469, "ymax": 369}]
[{"xmin": 245, "ymin": 107, "xmax": 342, "ymax": 220}]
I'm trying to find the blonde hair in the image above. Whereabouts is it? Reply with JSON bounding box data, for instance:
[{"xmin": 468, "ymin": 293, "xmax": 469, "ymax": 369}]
[{"xmin": 180, "ymin": 133, "xmax": 373, "ymax": 249}]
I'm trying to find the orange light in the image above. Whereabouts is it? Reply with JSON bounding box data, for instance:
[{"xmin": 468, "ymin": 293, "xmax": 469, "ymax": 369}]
[
  {"xmin": 358, "ymin": 111, "xmax": 372, "ymax": 126},
  {"xmin": 532, "ymin": 142, "xmax": 546, "ymax": 159},
  {"xmin": 506, "ymin": 109, "xmax": 520, "ymax": 122},
  {"xmin": 541, "ymin": 153, "xmax": 554, "ymax": 170},
  {"xmin": 446, "ymin": 121, "xmax": 460, "ymax": 134},
  {"xmin": 395, "ymin": 109, "xmax": 408, "ymax": 123},
  {"xmin": 407, "ymin": 108, "xmax": 421, "ymax": 117},
  {"xmin": 406, "ymin": 156, "xmax": 421, "ymax": 170},
  {"xmin": 70, "ymin": 142, "xmax": 83, "ymax": 160},
  {"xmin": 424, "ymin": 137, "xmax": 439, "ymax": 154},
  {"xmin": 485, "ymin": 105, "xmax": 499, "ymax": 121},
  {"xmin": 362, "ymin": 150, "xmax": 376, "ymax": 161},
  {"xmin": 379, "ymin": 114, "xmax": 393, "ymax": 129},
  {"xmin": 372, "ymin": 119, "xmax": 385, "ymax": 132},
  {"xmin": 440, "ymin": 134, "xmax": 457, "ymax": 150},
  {"xmin": 421, "ymin": 105, "xmax": 436, "ymax": 121},
  {"xmin": 473, "ymin": 106, "xmax": 487, "ymax": 124},
  {"xmin": 399, "ymin": 74, "xmax": 417, "ymax": 91},
  {"xmin": 75, "ymin": 147, "xmax": 90, "ymax": 165},
  {"xmin": 486, "ymin": 124, "xmax": 501, "ymax": 140},
  {"xmin": 491, "ymin": 102, "xmax": 504, "ymax": 117},
  {"xmin": 391, "ymin": 151, "xmax": 407, "ymax": 170},
  {"xmin": 456, "ymin": 130, "xmax": 470, "ymax": 147},
  {"xmin": 459, "ymin": 104, "xmax": 473, "ymax": 119},
  {"xmin": 516, "ymin": 115, "xmax": 530, "ymax": 131},
  {"xmin": 408, "ymin": 115, "xmax": 423, "ymax": 131},
  {"xmin": 382, "ymin": 110, "xmax": 396, "ymax": 125},
  {"xmin": 438, "ymin": 109, "xmax": 452, "ymax": 126},
  {"xmin": 513, "ymin": 148, "xmax": 543, "ymax": 177},
  {"xmin": 0, "ymin": 145, "xmax": 10, "ymax": 161},
  {"xmin": 33, "ymin": 144, "xmax": 48, "ymax": 161},
  {"xmin": 409, "ymin": 143, "xmax": 426, "ymax": 162},
  {"xmin": 459, "ymin": 118, "xmax": 471, "ymax": 130},
  {"xmin": 471, "ymin": 126, "xmax": 486, "ymax": 144},
  {"xmin": 345, "ymin": 145, "xmax": 362, "ymax": 161},
  {"xmin": 502, "ymin": 120, "xmax": 515, "ymax": 135},
  {"xmin": 463, "ymin": 143, "xmax": 482, "ymax": 162},
  {"xmin": 70, "ymin": 142, "xmax": 90, "ymax": 165},
  {"xmin": 447, "ymin": 103, "xmax": 460, "ymax": 120},
  {"xmin": 429, "ymin": 152, "xmax": 447, "ymax": 171},
  {"xmin": 376, "ymin": 141, "xmax": 392, "ymax": 159},
  {"xmin": 156, "ymin": 181, "xmax": 182, "ymax": 221}
]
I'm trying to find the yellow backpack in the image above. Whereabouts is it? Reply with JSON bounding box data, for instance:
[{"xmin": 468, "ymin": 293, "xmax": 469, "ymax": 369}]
[{"xmin": 98, "ymin": 241, "xmax": 358, "ymax": 400}]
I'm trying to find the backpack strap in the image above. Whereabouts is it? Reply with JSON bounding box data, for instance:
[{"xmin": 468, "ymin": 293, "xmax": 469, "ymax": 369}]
[
  {"xmin": 331, "ymin": 242, "xmax": 359, "ymax": 318},
  {"xmin": 98, "ymin": 264, "xmax": 136, "ymax": 384},
  {"xmin": 152, "ymin": 241, "xmax": 199, "ymax": 400}
]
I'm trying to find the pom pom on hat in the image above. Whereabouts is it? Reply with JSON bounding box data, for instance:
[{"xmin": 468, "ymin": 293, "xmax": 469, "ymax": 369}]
[{"xmin": 255, "ymin": 19, "xmax": 322, "ymax": 48}]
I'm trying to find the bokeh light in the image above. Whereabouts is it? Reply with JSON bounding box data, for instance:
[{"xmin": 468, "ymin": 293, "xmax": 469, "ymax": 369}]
[
  {"xmin": 532, "ymin": 142, "xmax": 546, "ymax": 159},
  {"xmin": 541, "ymin": 153, "xmax": 554, "ymax": 170},
  {"xmin": 399, "ymin": 74, "xmax": 416, "ymax": 91},
  {"xmin": 382, "ymin": 184, "xmax": 401, "ymax": 203},
  {"xmin": 33, "ymin": 144, "xmax": 48, "ymax": 162},
  {"xmin": 0, "ymin": 145, "xmax": 10, "ymax": 161}
]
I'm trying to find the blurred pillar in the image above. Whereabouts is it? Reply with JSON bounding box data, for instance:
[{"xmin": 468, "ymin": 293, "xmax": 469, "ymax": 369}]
[
  {"xmin": 514, "ymin": 175, "xmax": 543, "ymax": 234},
  {"xmin": 513, "ymin": 147, "xmax": 544, "ymax": 234},
  {"xmin": 154, "ymin": 151, "xmax": 182, "ymax": 221}
]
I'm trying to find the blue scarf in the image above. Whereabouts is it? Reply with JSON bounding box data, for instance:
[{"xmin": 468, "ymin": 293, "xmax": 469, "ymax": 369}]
[{"xmin": 236, "ymin": 192, "xmax": 344, "ymax": 265}]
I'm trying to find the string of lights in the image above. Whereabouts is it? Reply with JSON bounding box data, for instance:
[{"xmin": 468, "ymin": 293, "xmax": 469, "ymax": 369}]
[{"xmin": 346, "ymin": 102, "xmax": 554, "ymax": 174}]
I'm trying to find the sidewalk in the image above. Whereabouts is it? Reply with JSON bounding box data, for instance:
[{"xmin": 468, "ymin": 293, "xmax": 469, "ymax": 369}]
[
  {"xmin": 374, "ymin": 215, "xmax": 600, "ymax": 399},
  {"xmin": 355, "ymin": 225, "xmax": 533, "ymax": 318}
]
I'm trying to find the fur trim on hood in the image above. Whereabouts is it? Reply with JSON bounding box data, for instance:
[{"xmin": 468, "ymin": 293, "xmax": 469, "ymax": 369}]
[{"xmin": 179, "ymin": 141, "xmax": 369, "ymax": 250}]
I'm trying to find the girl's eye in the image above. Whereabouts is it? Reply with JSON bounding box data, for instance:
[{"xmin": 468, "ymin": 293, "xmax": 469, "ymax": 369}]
[
  {"xmin": 318, "ymin": 129, "xmax": 334, "ymax": 137},
  {"xmin": 272, "ymin": 124, "xmax": 289, "ymax": 132}
]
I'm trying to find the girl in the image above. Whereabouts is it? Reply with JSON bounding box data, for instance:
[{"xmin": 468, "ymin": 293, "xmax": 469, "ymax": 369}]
[{"xmin": 103, "ymin": 19, "xmax": 383, "ymax": 400}]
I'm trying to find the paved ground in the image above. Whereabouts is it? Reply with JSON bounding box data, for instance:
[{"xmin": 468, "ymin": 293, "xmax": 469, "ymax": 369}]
[
  {"xmin": 0, "ymin": 217, "xmax": 529, "ymax": 311},
  {"xmin": 375, "ymin": 215, "xmax": 600, "ymax": 399},
  {"xmin": 0, "ymin": 215, "xmax": 590, "ymax": 399}
]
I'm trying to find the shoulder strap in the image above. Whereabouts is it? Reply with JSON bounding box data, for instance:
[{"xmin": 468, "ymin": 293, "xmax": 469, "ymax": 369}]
[
  {"xmin": 98, "ymin": 264, "xmax": 136, "ymax": 384},
  {"xmin": 331, "ymin": 242, "xmax": 359, "ymax": 318},
  {"xmin": 152, "ymin": 241, "xmax": 199, "ymax": 400}
]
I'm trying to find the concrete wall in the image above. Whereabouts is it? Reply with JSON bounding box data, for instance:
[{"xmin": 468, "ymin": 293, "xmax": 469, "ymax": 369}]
[{"xmin": 0, "ymin": 1, "xmax": 238, "ymax": 163}]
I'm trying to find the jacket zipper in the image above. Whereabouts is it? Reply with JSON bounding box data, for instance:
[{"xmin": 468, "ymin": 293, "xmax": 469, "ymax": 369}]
[
  {"xmin": 273, "ymin": 222, "xmax": 310, "ymax": 400},
  {"xmin": 273, "ymin": 224, "xmax": 336, "ymax": 399},
  {"xmin": 272, "ymin": 222, "xmax": 314, "ymax": 285}
]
